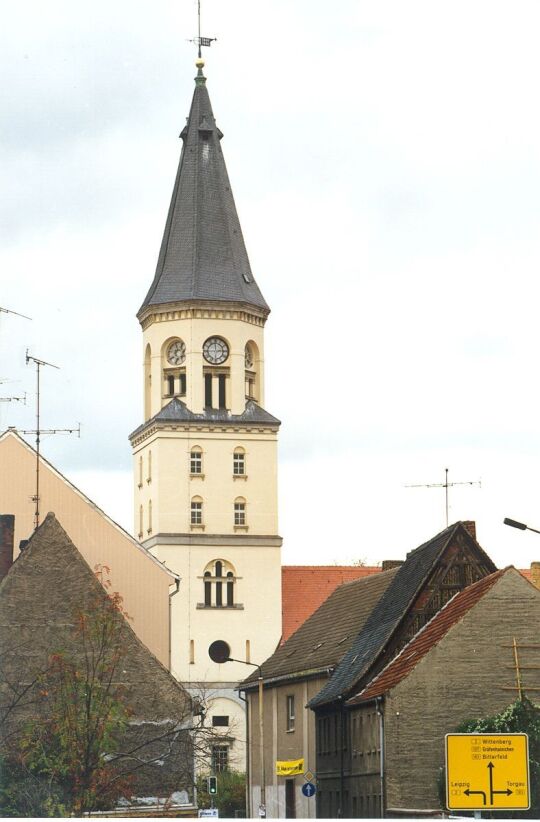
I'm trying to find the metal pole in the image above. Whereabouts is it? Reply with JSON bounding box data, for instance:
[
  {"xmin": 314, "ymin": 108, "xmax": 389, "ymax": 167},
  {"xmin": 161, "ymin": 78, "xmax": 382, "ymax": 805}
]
[
  {"xmin": 258, "ymin": 673, "xmax": 266, "ymax": 817},
  {"xmin": 35, "ymin": 361, "xmax": 40, "ymax": 530}
]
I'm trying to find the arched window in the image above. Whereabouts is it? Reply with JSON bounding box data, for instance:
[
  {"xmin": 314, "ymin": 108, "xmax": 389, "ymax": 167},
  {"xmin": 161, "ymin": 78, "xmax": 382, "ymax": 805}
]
[
  {"xmin": 144, "ymin": 344, "xmax": 151, "ymax": 421},
  {"xmin": 190, "ymin": 446, "xmax": 203, "ymax": 475},
  {"xmin": 138, "ymin": 504, "xmax": 143, "ymax": 538},
  {"xmin": 191, "ymin": 496, "xmax": 203, "ymax": 526},
  {"xmin": 202, "ymin": 559, "xmax": 237, "ymax": 608},
  {"xmin": 234, "ymin": 497, "xmax": 246, "ymax": 527},
  {"xmin": 233, "ymin": 447, "xmax": 246, "ymax": 476},
  {"xmin": 138, "ymin": 455, "xmax": 143, "ymax": 488},
  {"xmin": 147, "ymin": 450, "xmax": 152, "ymax": 483},
  {"xmin": 148, "ymin": 499, "xmax": 152, "ymax": 534}
]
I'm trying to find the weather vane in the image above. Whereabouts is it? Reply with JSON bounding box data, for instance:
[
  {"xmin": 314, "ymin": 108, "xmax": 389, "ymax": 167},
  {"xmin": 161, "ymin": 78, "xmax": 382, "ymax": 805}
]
[{"xmin": 188, "ymin": 0, "xmax": 216, "ymax": 59}]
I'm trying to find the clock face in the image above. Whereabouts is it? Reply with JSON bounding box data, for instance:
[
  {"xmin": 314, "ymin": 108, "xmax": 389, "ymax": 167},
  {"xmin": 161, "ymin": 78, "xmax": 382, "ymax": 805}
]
[
  {"xmin": 203, "ymin": 336, "xmax": 229, "ymax": 365},
  {"xmin": 244, "ymin": 345, "xmax": 254, "ymax": 369},
  {"xmin": 167, "ymin": 340, "xmax": 186, "ymax": 365}
]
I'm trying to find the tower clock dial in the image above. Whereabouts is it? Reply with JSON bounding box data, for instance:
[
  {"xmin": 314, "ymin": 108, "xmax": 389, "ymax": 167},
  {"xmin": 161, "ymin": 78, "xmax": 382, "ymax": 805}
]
[
  {"xmin": 167, "ymin": 340, "xmax": 186, "ymax": 365},
  {"xmin": 203, "ymin": 337, "xmax": 229, "ymax": 365}
]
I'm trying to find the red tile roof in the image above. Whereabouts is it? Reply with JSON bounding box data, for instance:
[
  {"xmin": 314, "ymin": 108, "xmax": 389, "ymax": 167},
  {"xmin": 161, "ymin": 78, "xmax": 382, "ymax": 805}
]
[
  {"xmin": 347, "ymin": 567, "xmax": 509, "ymax": 705},
  {"xmin": 281, "ymin": 566, "xmax": 382, "ymax": 643}
]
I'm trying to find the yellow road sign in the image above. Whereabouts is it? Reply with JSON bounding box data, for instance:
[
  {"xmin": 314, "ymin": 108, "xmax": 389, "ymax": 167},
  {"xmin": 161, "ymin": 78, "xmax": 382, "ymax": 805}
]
[{"xmin": 446, "ymin": 733, "xmax": 530, "ymax": 811}]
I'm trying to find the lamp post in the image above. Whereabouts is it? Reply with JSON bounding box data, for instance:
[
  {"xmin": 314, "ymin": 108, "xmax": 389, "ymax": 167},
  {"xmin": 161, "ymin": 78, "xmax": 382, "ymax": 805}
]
[
  {"xmin": 208, "ymin": 641, "xmax": 266, "ymax": 818},
  {"xmin": 504, "ymin": 517, "xmax": 540, "ymax": 535}
]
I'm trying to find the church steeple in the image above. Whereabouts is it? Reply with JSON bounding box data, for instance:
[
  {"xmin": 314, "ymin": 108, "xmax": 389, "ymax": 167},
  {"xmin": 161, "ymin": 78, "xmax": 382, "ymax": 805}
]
[{"xmin": 139, "ymin": 60, "xmax": 269, "ymax": 318}]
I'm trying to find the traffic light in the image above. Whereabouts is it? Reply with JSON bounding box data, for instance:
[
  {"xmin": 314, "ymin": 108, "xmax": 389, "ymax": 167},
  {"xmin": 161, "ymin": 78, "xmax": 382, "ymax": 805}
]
[{"xmin": 207, "ymin": 776, "xmax": 218, "ymax": 795}]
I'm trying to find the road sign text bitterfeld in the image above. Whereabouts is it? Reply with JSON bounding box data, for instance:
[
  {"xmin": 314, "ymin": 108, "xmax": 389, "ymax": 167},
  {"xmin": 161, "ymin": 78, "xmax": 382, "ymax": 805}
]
[{"xmin": 446, "ymin": 733, "xmax": 530, "ymax": 811}]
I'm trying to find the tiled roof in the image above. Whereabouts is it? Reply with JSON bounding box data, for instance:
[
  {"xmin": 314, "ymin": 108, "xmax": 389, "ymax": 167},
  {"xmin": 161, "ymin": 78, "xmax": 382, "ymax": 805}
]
[
  {"xmin": 309, "ymin": 521, "xmax": 497, "ymax": 708},
  {"xmin": 242, "ymin": 568, "xmax": 399, "ymax": 689},
  {"xmin": 139, "ymin": 68, "xmax": 269, "ymax": 316},
  {"xmin": 347, "ymin": 568, "xmax": 508, "ymax": 705},
  {"xmin": 129, "ymin": 397, "xmax": 280, "ymax": 440},
  {"xmin": 281, "ymin": 566, "xmax": 382, "ymax": 643}
]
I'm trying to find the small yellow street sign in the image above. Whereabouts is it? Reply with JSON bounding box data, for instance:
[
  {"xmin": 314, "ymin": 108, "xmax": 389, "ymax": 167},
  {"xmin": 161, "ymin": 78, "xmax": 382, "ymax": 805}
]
[
  {"xmin": 446, "ymin": 733, "xmax": 530, "ymax": 811},
  {"xmin": 276, "ymin": 758, "xmax": 304, "ymax": 777}
]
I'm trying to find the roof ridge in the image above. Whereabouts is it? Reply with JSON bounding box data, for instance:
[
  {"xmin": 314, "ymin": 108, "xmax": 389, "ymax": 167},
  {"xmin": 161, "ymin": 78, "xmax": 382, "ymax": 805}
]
[{"xmin": 348, "ymin": 567, "xmax": 509, "ymax": 704}]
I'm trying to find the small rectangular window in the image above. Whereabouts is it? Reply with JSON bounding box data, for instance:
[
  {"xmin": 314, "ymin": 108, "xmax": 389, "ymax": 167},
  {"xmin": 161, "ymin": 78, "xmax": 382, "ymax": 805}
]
[
  {"xmin": 190, "ymin": 451, "xmax": 202, "ymax": 474},
  {"xmin": 233, "ymin": 452, "xmax": 245, "ymax": 475},
  {"xmin": 204, "ymin": 373, "xmax": 213, "ymax": 407},
  {"xmin": 218, "ymin": 374, "xmax": 226, "ymax": 409},
  {"xmin": 234, "ymin": 502, "xmax": 246, "ymax": 526},
  {"xmin": 191, "ymin": 502, "xmax": 202, "ymax": 525},
  {"xmin": 179, "ymin": 373, "xmax": 187, "ymax": 395},
  {"xmin": 286, "ymin": 694, "xmax": 295, "ymax": 732},
  {"xmin": 190, "ymin": 639, "xmax": 195, "ymax": 664},
  {"xmin": 212, "ymin": 715, "xmax": 229, "ymax": 727},
  {"xmin": 167, "ymin": 374, "xmax": 175, "ymax": 395}
]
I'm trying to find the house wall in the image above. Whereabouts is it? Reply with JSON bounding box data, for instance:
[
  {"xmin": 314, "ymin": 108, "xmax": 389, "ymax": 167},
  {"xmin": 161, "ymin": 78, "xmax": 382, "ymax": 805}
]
[
  {"xmin": 247, "ymin": 676, "xmax": 326, "ymax": 818},
  {"xmin": 0, "ymin": 432, "xmax": 172, "ymax": 667},
  {"xmin": 383, "ymin": 570, "xmax": 540, "ymax": 812}
]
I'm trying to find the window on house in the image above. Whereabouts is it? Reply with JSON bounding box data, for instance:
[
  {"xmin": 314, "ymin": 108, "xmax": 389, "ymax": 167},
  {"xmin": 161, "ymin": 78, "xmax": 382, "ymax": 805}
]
[
  {"xmin": 147, "ymin": 499, "xmax": 152, "ymax": 534},
  {"xmin": 167, "ymin": 374, "xmax": 175, "ymax": 395},
  {"xmin": 138, "ymin": 456, "xmax": 143, "ymax": 487},
  {"xmin": 233, "ymin": 449, "xmax": 245, "ymax": 475},
  {"xmin": 191, "ymin": 498, "xmax": 203, "ymax": 525},
  {"xmin": 211, "ymin": 745, "xmax": 229, "ymax": 773},
  {"xmin": 190, "ymin": 448, "xmax": 202, "ymax": 474},
  {"xmin": 147, "ymin": 450, "xmax": 152, "ymax": 483},
  {"xmin": 138, "ymin": 504, "xmax": 143, "ymax": 538},
  {"xmin": 234, "ymin": 499, "xmax": 246, "ymax": 526},
  {"xmin": 286, "ymin": 695, "xmax": 295, "ymax": 732},
  {"xmin": 212, "ymin": 715, "xmax": 229, "ymax": 727},
  {"xmin": 189, "ymin": 639, "xmax": 195, "ymax": 664}
]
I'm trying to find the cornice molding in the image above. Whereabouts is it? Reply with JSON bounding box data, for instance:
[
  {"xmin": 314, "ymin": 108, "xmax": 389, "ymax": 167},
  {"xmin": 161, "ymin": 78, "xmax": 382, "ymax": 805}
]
[
  {"xmin": 129, "ymin": 421, "xmax": 279, "ymax": 447},
  {"xmin": 143, "ymin": 533, "xmax": 283, "ymax": 549},
  {"xmin": 138, "ymin": 300, "xmax": 268, "ymax": 331}
]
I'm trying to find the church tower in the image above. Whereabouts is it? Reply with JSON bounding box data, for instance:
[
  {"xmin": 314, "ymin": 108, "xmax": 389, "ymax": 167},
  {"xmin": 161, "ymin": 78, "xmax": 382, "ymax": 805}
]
[{"xmin": 129, "ymin": 58, "xmax": 282, "ymax": 770}]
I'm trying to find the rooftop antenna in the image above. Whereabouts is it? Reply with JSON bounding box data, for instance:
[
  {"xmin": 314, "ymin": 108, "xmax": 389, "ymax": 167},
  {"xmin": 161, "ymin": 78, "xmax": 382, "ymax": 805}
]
[
  {"xmin": 405, "ymin": 468, "xmax": 481, "ymax": 527},
  {"xmin": 23, "ymin": 351, "xmax": 80, "ymax": 531},
  {"xmin": 187, "ymin": 0, "xmax": 216, "ymax": 57},
  {"xmin": 0, "ymin": 306, "xmax": 32, "ymax": 321},
  {"xmin": 0, "ymin": 307, "xmax": 31, "ymax": 412}
]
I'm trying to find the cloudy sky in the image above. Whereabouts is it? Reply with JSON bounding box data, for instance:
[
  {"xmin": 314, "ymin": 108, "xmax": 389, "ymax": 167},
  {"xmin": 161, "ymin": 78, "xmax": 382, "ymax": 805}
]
[{"xmin": 3, "ymin": 0, "xmax": 540, "ymax": 570}]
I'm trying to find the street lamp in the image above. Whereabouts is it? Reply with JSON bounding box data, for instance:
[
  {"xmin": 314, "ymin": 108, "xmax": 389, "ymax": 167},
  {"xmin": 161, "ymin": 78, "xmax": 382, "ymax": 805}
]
[
  {"xmin": 504, "ymin": 517, "xmax": 540, "ymax": 535},
  {"xmin": 208, "ymin": 641, "xmax": 266, "ymax": 818}
]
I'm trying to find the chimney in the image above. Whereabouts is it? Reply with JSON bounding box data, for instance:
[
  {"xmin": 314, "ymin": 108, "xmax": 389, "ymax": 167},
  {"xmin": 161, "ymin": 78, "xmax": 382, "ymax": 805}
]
[
  {"xmin": 462, "ymin": 520, "xmax": 476, "ymax": 541},
  {"xmin": 382, "ymin": 560, "xmax": 404, "ymax": 571},
  {"xmin": 530, "ymin": 562, "xmax": 540, "ymax": 590},
  {"xmin": 0, "ymin": 515, "xmax": 15, "ymax": 581}
]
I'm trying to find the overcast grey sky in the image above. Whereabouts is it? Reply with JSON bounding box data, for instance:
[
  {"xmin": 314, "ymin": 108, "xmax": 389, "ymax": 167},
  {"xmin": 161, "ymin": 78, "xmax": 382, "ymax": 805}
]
[{"xmin": 3, "ymin": 0, "xmax": 540, "ymax": 569}]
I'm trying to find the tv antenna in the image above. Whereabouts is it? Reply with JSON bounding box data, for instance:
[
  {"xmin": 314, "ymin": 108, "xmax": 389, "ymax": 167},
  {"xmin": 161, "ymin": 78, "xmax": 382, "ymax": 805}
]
[
  {"xmin": 23, "ymin": 351, "xmax": 80, "ymax": 531},
  {"xmin": 0, "ymin": 307, "xmax": 31, "ymax": 410},
  {"xmin": 405, "ymin": 467, "xmax": 481, "ymax": 527},
  {"xmin": 187, "ymin": 0, "xmax": 217, "ymax": 57},
  {"xmin": 0, "ymin": 306, "xmax": 32, "ymax": 321}
]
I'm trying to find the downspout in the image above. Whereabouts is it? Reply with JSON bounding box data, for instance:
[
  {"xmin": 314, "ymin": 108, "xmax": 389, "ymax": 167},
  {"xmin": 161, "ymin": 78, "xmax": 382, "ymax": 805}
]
[
  {"xmin": 339, "ymin": 698, "xmax": 345, "ymax": 818},
  {"xmin": 239, "ymin": 689, "xmax": 251, "ymax": 818},
  {"xmin": 376, "ymin": 697, "xmax": 385, "ymax": 818},
  {"xmin": 168, "ymin": 578, "xmax": 180, "ymax": 672}
]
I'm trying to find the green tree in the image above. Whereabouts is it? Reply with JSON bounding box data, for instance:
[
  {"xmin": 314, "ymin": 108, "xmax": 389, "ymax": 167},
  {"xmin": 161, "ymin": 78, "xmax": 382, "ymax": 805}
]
[{"xmin": 198, "ymin": 770, "xmax": 246, "ymax": 818}]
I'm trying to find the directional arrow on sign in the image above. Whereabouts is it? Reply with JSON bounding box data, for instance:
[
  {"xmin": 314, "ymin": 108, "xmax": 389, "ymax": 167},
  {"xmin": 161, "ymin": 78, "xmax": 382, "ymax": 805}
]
[
  {"xmin": 488, "ymin": 761, "xmax": 513, "ymax": 802},
  {"xmin": 464, "ymin": 762, "xmax": 513, "ymax": 806}
]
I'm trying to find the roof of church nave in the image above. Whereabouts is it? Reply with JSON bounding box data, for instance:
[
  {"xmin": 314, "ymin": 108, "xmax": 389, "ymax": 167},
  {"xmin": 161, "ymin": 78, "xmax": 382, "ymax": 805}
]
[{"xmin": 139, "ymin": 60, "xmax": 269, "ymax": 317}]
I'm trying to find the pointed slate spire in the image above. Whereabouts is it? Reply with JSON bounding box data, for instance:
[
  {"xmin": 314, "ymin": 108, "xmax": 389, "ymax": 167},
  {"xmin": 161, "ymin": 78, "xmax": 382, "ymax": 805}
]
[{"xmin": 139, "ymin": 60, "xmax": 269, "ymax": 317}]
